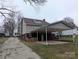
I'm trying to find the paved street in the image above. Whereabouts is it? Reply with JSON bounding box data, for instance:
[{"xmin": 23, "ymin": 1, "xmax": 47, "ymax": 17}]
[{"xmin": 0, "ymin": 37, "xmax": 41, "ymax": 59}]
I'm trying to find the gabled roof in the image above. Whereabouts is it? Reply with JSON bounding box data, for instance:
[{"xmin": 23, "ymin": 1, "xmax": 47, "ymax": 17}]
[
  {"xmin": 22, "ymin": 18, "xmax": 49, "ymax": 26},
  {"xmin": 48, "ymin": 20, "xmax": 77, "ymax": 29}
]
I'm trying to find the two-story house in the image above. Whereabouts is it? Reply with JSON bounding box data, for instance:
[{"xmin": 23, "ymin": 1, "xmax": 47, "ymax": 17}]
[
  {"xmin": 18, "ymin": 18, "xmax": 49, "ymax": 41},
  {"xmin": 18, "ymin": 17, "xmax": 77, "ymax": 41}
]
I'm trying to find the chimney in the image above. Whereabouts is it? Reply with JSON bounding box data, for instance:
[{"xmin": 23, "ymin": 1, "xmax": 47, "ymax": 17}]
[{"xmin": 43, "ymin": 19, "xmax": 45, "ymax": 22}]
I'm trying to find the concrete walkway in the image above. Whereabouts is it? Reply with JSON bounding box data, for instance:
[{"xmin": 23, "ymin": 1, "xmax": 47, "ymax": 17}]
[{"xmin": 0, "ymin": 37, "xmax": 41, "ymax": 59}]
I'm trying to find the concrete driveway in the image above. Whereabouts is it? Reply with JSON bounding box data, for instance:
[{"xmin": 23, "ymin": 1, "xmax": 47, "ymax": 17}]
[
  {"xmin": 36, "ymin": 41, "xmax": 69, "ymax": 45},
  {"xmin": 0, "ymin": 37, "xmax": 41, "ymax": 59}
]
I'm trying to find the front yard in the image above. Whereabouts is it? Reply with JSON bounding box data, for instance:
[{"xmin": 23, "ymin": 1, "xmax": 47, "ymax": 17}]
[
  {"xmin": 22, "ymin": 36, "xmax": 78, "ymax": 59},
  {"xmin": 0, "ymin": 37, "xmax": 8, "ymax": 44}
]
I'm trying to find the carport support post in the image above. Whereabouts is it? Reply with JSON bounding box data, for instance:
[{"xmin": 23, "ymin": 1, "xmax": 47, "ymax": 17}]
[
  {"xmin": 72, "ymin": 29, "xmax": 75, "ymax": 43},
  {"xmin": 41, "ymin": 34, "xmax": 44, "ymax": 41},
  {"xmin": 37, "ymin": 31, "xmax": 38, "ymax": 41},
  {"xmin": 59, "ymin": 32, "xmax": 61, "ymax": 40},
  {"xmin": 46, "ymin": 27, "xmax": 48, "ymax": 45}
]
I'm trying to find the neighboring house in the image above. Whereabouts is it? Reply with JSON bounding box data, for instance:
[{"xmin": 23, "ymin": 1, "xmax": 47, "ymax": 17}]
[
  {"xmin": 18, "ymin": 17, "xmax": 77, "ymax": 41},
  {"xmin": 62, "ymin": 28, "xmax": 78, "ymax": 35},
  {"xmin": 0, "ymin": 26, "xmax": 5, "ymax": 36},
  {"xmin": 5, "ymin": 31, "xmax": 10, "ymax": 36},
  {"xmin": 13, "ymin": 23, "xmax": 21, "ymax": 37},
  {"xmin": 0, "ymin": 26, "xmax": 10, "ymax": 36}
]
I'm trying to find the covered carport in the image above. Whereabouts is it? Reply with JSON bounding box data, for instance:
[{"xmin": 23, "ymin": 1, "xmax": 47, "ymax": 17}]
[{"xmin": 31, "ymin": 20, "xmax": 77, "ymax": 44}]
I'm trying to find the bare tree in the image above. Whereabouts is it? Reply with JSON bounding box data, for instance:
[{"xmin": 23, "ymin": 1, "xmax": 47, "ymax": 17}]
[
  {"xmin": 3, "ymin": 12, "xmax": 15, "ymax": 36},
  {"xmin": 64, "ymin": 17, "xmax": 74, "ymax": 23},
  {"xmin": 24, "ymin": 0, "xmax": 47, "ymax": 6},
  {"xmin": 62, "ymin": 17, "xmax": 78, "ymax": 30}
]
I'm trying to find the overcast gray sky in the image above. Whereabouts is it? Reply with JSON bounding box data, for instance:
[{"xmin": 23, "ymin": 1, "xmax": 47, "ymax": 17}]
[
  {"xmin": 0, "ymin": 0, "xmax": 78, "ymax": 26},
  {"xmin": 16, "ymin": 0, "xmax": 78, "ymax": 25}
]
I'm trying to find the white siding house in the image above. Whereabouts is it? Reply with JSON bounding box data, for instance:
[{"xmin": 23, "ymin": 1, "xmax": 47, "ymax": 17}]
[
  {"xmin": 18, "ymin": 18, "xmax": 49, "ymax": 36},
  {"xmin": 18, "ymin": 17, "xmax": 77, "ymax": 41}
]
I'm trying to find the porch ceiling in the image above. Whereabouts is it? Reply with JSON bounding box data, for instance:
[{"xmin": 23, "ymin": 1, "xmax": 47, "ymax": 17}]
[{"xmin": 31, "ymin": 28, "xmax": 70, "ymax": 33}]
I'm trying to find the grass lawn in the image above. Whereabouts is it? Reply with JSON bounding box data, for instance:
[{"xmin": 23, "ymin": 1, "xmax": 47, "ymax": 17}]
[
  {"xmin": 0, "ymin": 37, "xmax": 8, "ymax": 44},
  {"xmin": 21, "ymin": 37, "xmax": 78, "ymax": 59},
  {"xmin": 59, "ymin": 36, "xmax": 78, "ymax": 43}
]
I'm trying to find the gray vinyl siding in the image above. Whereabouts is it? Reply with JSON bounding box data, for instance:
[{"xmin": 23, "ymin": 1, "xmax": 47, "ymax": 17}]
[
  {"xmin": 49, "ymin": 23, "xmax": 71, "ymax": 30},
  {"xmin": 25, "ymin": 26, "xmax": 40, "ymax": 33},
  {"xmin": 22, "ymin": 20, "xmax": 41, "ymax": 34}
]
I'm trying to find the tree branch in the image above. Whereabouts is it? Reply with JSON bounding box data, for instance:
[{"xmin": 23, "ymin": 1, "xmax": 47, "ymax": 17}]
[
  {"xmin": 0, "ymin": 11, "xmax": 6, "ymax": 19},
  {"xmin": 24, "ymin": 0, "xmax": 47, "ymax": 6},
  {"xmin": 0, "ymin": 8, "xmax": 15, "ymax": 13}
]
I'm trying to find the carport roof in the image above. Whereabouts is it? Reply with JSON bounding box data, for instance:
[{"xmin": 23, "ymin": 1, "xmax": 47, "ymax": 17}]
[{"xmin": 31, "ymin": 20, "xmax": 77, "ymax": 33}]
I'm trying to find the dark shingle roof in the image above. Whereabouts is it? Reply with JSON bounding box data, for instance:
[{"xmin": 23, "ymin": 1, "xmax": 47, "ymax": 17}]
[{"xmin": 22, "ymin": 18, "xmax": 49, "ymax": 26}]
